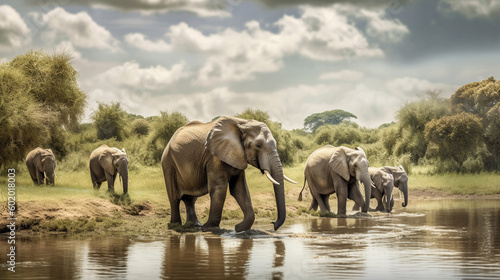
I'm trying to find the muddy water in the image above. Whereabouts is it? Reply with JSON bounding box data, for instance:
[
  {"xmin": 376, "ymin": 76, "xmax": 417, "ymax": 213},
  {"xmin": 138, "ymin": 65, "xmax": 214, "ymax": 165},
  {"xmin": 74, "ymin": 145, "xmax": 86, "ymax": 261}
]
[{"xmin": 1, "ymin": 200, "xmax": 499, "ymax": 279}]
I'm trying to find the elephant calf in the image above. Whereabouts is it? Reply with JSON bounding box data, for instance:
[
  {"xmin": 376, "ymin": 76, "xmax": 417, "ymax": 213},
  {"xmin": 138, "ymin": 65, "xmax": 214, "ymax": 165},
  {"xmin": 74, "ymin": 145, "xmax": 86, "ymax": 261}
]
[
  {"xmin": 89, "ymin": 144, "xmax": 129, "ymax": 194},
  {"xmin": 353, "ymin": 166, "xmax": 409, "ymax": 212},
  {"xmin": 26, "ymin": 147, "xmax": 56, "ymax": 186}
]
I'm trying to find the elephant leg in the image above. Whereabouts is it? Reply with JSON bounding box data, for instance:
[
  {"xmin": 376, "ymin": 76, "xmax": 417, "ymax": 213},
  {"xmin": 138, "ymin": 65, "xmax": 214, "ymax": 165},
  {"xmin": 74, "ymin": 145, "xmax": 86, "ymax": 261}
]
[
  {"xmin": 203, "ymin": 176, "xmax": 228, "ymax": 230},
  {"xmin": 36, "ymin": 170, "xmax": 44, "ymax": 185},
  {"xmin": 322, "ymin": 195, "xmax": 331, "ymax": 212},
  {"xmin": 182, "ymin": 196, "xmax": 201, "ymax": 227},
  {"xmin": 347, "ymin": 181, "xmax": 366, "ymax": 212},
  {"xmin": 334, "ymin": 179, "xmax": 348, "ymax": 216},
  {"xmin": 105, "ymin": 172, "xmax": 115, "ymax": 192},
  {"xmin": 308, "ymin": 180, "xmax": 329, "ymax": 213},
  {"xmin": 169, "ymin": 196, "xmax": 182, "ymax": 224},
  {"xmin": 28, "ymin": 166, "xmax": 38, "ymax": 185},
  {"xmin": 371, "ymin": 188, "xmax": 385, "ymax": 211},
  {"xmin": 90, "ymin": 170, "xmax": 100, "ymax": 190},
  {"xmin": 310, "ymin": 198, "xmax": 318, "ymax": 211},
  {"xmin": 229, "ymin": 172, "xmax": 255, "ymax": 232},
  {"xmin": 352, "ymin": 203, "xmax": 360, "ymax": 211}
]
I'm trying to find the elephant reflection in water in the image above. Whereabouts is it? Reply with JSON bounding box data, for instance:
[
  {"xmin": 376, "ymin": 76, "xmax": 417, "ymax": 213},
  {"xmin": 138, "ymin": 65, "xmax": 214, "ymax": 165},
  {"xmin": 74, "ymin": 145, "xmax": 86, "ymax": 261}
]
[
  {"xmin": 87, "ymin": 238, "xmax": 131, "ymax": 271},
  {"xmin": 161, "ymin": 235, "xmax": 287, "ymax": 279}
]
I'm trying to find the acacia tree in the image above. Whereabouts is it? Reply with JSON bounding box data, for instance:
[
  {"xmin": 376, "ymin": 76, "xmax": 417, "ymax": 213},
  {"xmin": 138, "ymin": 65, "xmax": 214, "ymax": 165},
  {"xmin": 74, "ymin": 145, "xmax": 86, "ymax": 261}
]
[
  {"xmin": 304, "ymin": 109, "xmax": 357, "ymax": 133},
  {"xmin": 450, "ymin": 77, "xmax": 500, "ymax": 171},
  {"xmin": 424, "ymin": 112, "xmax": 483, "ymax": 172}
]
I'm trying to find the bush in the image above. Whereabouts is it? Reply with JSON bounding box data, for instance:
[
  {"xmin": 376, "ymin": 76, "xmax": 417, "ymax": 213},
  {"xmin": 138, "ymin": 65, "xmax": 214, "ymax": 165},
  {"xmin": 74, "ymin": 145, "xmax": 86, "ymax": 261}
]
[
  {"xmin": 92, "ymin": 102, "xmax": 127, "ymax": 141},
  {"xmin": 131, "ymin": 119, "xmax": 150, "ymax": 136}
]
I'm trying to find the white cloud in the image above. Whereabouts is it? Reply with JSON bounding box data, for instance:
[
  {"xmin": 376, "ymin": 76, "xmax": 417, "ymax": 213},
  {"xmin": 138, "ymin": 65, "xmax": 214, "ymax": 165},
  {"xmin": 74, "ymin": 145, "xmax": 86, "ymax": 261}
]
[
  {"xmin": 92, "ymin": 61, "xmax": 191, "ymax": 91},
  {"xmin": 124, "ymin": 33, "xmax": 172, "ymax": 53},
  {"xmin": 35, "ymin": 7, "xmax": 120, "ymax": 51},
  {"xmin": 439, "ymin": 0, "xmax": 500, "ymax": 18},
  {"xmin": 386, "ymin": 77, "xmax": 457, "ymax": 97},
  {"xmin": 0, "ymin": 5, "xmax": 30, "ymax": 51},
  {"xmin": 356, "ymin": 9, "xmax": 409, "ymax": 42},
  {"xmin": 319, "ymin": 70, "xmax": 365, "ymax": 81}
]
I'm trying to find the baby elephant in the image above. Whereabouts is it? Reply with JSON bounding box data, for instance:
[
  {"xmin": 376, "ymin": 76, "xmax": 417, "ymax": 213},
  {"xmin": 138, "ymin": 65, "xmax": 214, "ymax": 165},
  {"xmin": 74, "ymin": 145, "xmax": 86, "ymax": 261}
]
[
  {"xmin": 26, "ymin": 147, "xmax": 56, "ymax": 186},
  {"xmin": 89, "ymin": 144, "xmax": 129, "ymax": 194},
  {"xmin": 353, "ymin": 166, "xmax": 409, "ymax": 212}
]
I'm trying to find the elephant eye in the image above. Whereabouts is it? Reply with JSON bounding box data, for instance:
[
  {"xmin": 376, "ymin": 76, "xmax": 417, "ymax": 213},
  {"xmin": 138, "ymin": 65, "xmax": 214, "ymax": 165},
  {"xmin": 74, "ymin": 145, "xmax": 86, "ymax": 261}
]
[{"xmin": 256, "ymin": 143, "xmax": 263, "ymax": 149}]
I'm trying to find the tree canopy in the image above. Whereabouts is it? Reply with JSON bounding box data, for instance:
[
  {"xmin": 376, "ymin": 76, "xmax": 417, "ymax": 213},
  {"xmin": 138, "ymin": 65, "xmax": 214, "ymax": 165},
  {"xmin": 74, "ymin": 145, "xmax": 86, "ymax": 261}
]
[
  {"xmin": 92, "ymin": 102, "xmax": 127, "ymax": 141},
  {"xmin": 304, "ymin": 109, "xmax": 357, "ymax": 133},
  {"xmin": 0, "ymin": 51, "xmax": 86, "ymax": 167}
]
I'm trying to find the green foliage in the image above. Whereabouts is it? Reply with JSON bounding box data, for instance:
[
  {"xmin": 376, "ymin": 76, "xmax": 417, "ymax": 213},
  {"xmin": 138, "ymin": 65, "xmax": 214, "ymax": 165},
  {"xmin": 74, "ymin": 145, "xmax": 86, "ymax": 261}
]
[
  {"xmin": 151, "ymin": 111, "xmax": 189, "ymax": 148},
  {"xmin": 131, "ymin": 119, "xmax": 150, "ymax": 136},
  {"xmin": 304, "ymin": 109, "xmax": 357, "ymax": 132},
  {"xmin": 450, "ymin": 77, "xmax": 500, "ymax": 171},
  {"xmin": 313, "ymin": 123, "xmax": 367, "ymax": 146},
  {"xmin": 92, "ymin": 102, "xmax": 127, "ymax": 141},
  {"xmin": 425, "ymin": 112, "xmax": 483, "ymax": 173},
  {"xmin": 393, "ymin": 92, "xmax": 449, "ymax": 163},
  {"xmin": 7, "ymin": 50, "xmax": 86, "ymax": 129}
]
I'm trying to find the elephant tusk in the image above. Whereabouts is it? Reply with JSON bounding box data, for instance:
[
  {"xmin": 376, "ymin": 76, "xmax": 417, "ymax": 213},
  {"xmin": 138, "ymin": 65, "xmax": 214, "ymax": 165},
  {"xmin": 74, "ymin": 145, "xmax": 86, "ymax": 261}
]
[
  {"xmin": 264, "ymin": 170, "xmax": 280, "ymax": 185},
  {"xmin": 283, "ymin": 174, "xmax": 297, "ymax": 184}
]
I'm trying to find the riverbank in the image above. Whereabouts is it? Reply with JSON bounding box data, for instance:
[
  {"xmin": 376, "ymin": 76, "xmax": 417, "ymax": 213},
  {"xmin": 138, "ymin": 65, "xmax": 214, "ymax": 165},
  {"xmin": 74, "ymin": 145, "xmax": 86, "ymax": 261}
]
[{"xmin": 1, "ymin": 165, "xmax": 499, "ymax": 236}]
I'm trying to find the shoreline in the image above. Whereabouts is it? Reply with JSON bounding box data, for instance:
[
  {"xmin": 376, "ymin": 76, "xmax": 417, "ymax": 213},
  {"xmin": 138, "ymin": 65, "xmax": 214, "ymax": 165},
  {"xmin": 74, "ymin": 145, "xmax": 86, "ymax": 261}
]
[{"xmin": 2, "ymin": 189, "xmax": 499, "ymax": 237}]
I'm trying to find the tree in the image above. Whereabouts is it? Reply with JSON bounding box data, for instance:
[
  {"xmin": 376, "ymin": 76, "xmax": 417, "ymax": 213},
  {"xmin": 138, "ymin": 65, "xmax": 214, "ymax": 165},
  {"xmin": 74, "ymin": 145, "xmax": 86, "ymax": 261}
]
[
  {"xmin": 151, "ymin": 111, "xmax": 189, "ymax": 148},
  {"xmin": 131, "ymin": 119, "xmax": 150, "ymax": 136},
  {"xmin": 0, "ymin": 51, "xmax": 86, "ymax": 167},
  {"xmin": 304, "ymin": 109, "xmax": 357, "ymax": 133},
  {"xmin": 424, "ymin": 112, "xmax": 483, "ymax": 172},
  {"xmin": 450, "ymin": 77, "xmax": 500, "ymax": 170},
  {"xmin": 92, "ymin": 102, "xmax": 127, "ymax": 141},
  {"xmin": 392, "ymin": 92, "xmax": 449, "ymax": 163}
]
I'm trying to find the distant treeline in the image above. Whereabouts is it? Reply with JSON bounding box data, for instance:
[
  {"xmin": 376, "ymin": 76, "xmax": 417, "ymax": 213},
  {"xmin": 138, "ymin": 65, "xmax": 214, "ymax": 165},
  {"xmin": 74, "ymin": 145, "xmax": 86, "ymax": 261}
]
[{"xmin": 1, "ymin": 51, "xmax": 499, "ymax": 174}]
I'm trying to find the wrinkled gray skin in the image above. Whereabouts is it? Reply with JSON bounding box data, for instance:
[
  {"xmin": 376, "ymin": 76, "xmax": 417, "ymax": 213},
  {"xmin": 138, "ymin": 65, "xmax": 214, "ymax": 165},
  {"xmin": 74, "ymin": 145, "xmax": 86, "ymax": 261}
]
[
  {"xmin": 298, "ymin": 145, "xmax": 372, "ymax": 215},
  {"xmin": 89, "ymin": 144, "xmax": 129, "ymax": 194},
  {"xmin": 353, "ymin": 166, "xmax": 409, "ymax": 212},
  {"xmin": 26, "ymin": 147, "xmax": 56, "ymax": 186},
  {"xmin": 161, "ymin": 116, "xmax": 290, "ymax": 232}
]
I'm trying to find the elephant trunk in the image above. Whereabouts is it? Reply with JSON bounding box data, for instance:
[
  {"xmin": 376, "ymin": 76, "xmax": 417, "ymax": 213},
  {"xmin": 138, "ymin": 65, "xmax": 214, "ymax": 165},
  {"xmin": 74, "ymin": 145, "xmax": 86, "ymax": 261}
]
[
  {"xmin": 268, "ymin": 154, "xmax": 286, "ymax": 231},
  {"xmin": 384, "ymin": 183, "xmax": 394, "ymax": 212},
  {"xmin": 401, "ymin": 183, "xmax": 408, "ymax": 207},
  {"xmin": 119, "ymin": 162, "xmax": 129, "ymax": 194},
  {"xmin": 360, "ymin": 174, "xmax": 372, "ymax": 213}
]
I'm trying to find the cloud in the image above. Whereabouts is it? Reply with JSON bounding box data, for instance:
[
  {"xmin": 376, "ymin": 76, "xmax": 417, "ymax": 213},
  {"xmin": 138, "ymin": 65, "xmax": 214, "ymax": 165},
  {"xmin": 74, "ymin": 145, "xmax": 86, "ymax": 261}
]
[
  {"xmin": 319, "ymin": 70, "xmax": 365, "ymax": 81},
  {"xmin": 386, "ymin": 77, "xmax": 457, "ymax": 98},
  {"xmin": 126, "ymin": 5, "xmax": 408, "ymax": 85},
  {"xmin": 124, "ymin": 33, "xmax": 172, "ymax": 53},
  {"xmin": 92, "ymin": 61, "xmax": 191, "ymax": 91},
  {"xmin": 439, "ymin": 0, "xmax": 500, "ymax": 19},
  {"xmin": 25, "ymin": 0, "xmax": 231, "ymax": 18},
  {"xmin": 0, "ymin": 5, "xmax": 30, "ymax": 51},
  {"xmin": 34, "ymin": 7, "xmax": 120, "ymax": 51}
]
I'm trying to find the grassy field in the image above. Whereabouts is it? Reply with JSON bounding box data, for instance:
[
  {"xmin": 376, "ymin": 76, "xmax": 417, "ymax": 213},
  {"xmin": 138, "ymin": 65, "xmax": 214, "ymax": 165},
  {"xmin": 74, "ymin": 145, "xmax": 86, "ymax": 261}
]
[{"xmin": 1, "ymin": 161, "xmax": 499, "ymax": 235}]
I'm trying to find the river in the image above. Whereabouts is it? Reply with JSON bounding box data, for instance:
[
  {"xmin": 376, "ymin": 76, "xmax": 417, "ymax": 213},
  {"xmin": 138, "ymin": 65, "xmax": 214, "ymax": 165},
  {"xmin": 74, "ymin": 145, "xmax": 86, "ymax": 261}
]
[{"xmin": 1, "ymin": 199, "xmax": 499, "ymax": 279}]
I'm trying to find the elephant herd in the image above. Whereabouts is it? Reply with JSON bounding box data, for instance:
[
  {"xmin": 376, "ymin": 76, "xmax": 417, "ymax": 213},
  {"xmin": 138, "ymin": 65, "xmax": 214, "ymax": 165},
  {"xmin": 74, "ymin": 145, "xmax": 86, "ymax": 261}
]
[{"xmin": 25, "ymin": 116, "xmax": 409, "ymax": 232}]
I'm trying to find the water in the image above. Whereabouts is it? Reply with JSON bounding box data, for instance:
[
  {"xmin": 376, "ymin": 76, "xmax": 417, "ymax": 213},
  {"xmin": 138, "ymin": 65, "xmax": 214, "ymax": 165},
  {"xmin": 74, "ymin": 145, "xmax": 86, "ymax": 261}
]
[{"xmin": 1, "ymin": 200, "xmax": 499, "ymax": 279}]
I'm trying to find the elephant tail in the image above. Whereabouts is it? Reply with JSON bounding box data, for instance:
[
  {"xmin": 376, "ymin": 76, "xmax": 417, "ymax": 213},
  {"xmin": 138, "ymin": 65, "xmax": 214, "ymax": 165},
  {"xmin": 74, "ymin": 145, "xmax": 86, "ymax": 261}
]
[{"xmin": 298, "ymin": 178, "xmax": 307, "ymax": 201}]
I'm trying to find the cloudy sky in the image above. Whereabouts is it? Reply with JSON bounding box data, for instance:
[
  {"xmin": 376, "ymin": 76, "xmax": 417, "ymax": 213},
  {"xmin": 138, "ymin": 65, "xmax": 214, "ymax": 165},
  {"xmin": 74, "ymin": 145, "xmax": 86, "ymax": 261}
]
[{"xmin": 1, "ymin": 0, "xmax": 499, "ymax": 129}]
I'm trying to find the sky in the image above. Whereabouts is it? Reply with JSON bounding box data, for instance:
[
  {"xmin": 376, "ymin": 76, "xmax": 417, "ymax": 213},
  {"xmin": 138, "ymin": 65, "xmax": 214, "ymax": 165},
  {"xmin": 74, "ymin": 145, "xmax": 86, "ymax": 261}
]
[{"xmin": 1, "ymin": 0, "xmax": 499, "ymax": 129}]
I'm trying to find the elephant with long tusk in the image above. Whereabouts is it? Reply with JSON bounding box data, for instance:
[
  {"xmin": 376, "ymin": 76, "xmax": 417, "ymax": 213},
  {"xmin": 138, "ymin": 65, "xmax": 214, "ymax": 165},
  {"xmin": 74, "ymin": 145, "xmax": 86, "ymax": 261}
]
[{"xmin": 161, "ymin": 116, "xmax": 297, "ymax": 232}]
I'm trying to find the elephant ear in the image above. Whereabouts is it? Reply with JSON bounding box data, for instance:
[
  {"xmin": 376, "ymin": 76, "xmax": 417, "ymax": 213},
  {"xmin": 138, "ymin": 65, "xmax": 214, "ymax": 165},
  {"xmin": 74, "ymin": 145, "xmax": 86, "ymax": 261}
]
[
  {"xmin": 98, "ymin": 151, "xmax": 115, "ymax": 175},
  {"xmin": 206, "ymin": 117, "xmax": 247, "ymax": 170},
  {"xmin": 329, "ymin": 148, "xmax": 349, "ymax": 181},
  {"xmin": 372, "ymin": 171, "xmax": 386, "ymax": 192}
]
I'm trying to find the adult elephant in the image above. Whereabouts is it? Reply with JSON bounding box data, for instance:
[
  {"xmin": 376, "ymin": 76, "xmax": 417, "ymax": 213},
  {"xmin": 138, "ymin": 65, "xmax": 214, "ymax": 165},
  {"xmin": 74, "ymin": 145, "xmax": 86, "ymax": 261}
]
[
  {"xmin": 26, "ymin": 147, "xmax": 56, "ymax": 186},
  {"xmin": 298, "ymin": 145, "xmax": 371, "ymax": 216},
  {"xmin": 161, "ymin": 116, "xmax": 296, "ymax": 232},
  {"xmin": 89, "ymin": 144, "xmax": 129, "ymax": 194}
]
